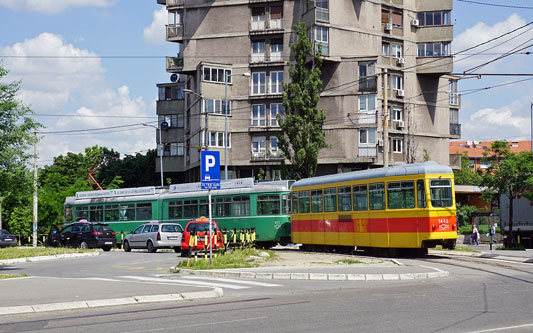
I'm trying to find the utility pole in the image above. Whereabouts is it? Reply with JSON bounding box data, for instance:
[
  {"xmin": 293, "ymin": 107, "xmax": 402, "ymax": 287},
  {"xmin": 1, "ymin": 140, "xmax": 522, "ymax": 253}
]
[
  {"xmin": 383, "ymin": 70, "xmax": 389, "ymax": 167},
  {"xmin": 33, "ymin": 131, "xmax": 38, "ymax": 247},
  {"xmin": 530, "ymin": 102, "xmax": 532, "ymax": 152}
]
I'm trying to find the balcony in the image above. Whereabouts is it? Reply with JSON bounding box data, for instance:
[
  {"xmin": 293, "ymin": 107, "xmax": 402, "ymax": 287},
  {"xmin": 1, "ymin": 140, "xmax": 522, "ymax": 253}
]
[
  {"xmin": 166, "ymin": 24, "xmax": 183, "ymax": 41},
  {"xmin": 449, "ymin": 93, "xmax": 461, "ymax": 107},
  {"xmin": 450, "ymin": 123, "xmax": 461, "ymax": 138},
  {"xmin": 358, "ymin": 146, "xmax": 377, "ymax": 158},
  {"xmin": 249, "ymin": 53, "xmax": 284, "ymax": 66},
  {"xmin": 416, "ymin": 56, "xmax": 453, "ymax": 74},
  {"xmin": 166, "ymin": 0, "xmax": 184, "ymax": 8},
  {"xmin": 356, "ymin": 111, "xmax": 377, "ymax": 125},
  {"xmin": 303, "ymin": 7, "xmax": 329, "ymax": 26},
  {"xmin": 166, "ymin": 56, "xmax": 184, "ymax": 72},
  {"xmin": 249, "ymin": 19, "xmax": 284, "ymax": 35},
  {"xmin": 251, "ymin": 150, "xmax": 284, "ymax": 161},
  {"xmin": 315, "ymin": 42, "xmax": 329, "ymax": 57}
]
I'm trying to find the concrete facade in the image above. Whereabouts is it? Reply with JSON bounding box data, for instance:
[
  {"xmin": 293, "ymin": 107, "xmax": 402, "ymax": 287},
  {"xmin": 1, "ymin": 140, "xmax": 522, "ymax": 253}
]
[{"xmin": 155, "ymin": 0, "xmax": 461, "ymax": 182}]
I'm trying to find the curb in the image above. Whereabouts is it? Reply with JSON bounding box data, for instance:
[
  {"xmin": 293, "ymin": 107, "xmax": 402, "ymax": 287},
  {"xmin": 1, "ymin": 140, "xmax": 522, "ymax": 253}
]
[
  {"xmin": 174, "ymin": 268, "xmax": 449, "ymax": 281},
  {"xmin": 431, "ymin": 250, "xmax": 533, "ymax": 263},
  {"xmin": 0, "ymin": 251, "xmax": 101, "ymax": 265},
  {"xmin": 0, "ymin": 288, "xmax": 223, "ymax": 316}
]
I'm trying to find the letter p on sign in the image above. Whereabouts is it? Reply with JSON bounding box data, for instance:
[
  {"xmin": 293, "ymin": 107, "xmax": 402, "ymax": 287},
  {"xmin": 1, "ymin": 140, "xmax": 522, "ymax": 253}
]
[{"xmin": 205, "ymin": 155, "xmax": 216, "ymax": 172}]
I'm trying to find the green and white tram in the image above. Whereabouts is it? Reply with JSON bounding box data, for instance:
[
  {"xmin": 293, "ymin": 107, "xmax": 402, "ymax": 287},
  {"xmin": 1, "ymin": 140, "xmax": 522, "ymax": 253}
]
[{"xmin": 64, "ymin": 179, "xmax": 292, "ymax": 248}]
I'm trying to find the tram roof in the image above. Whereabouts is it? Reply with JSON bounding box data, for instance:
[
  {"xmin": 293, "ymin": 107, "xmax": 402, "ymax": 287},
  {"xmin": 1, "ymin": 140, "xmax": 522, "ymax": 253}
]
[{"xmin": 291, "ymin": 161, "xmax": 453, "ymax": 189}]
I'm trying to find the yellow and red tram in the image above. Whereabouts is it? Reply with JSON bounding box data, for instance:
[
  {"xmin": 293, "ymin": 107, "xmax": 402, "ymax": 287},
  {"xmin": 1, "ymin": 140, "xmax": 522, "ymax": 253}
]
[{"xmin": 290, "ymin": 161, "xmax": 457, "ymax": 254}]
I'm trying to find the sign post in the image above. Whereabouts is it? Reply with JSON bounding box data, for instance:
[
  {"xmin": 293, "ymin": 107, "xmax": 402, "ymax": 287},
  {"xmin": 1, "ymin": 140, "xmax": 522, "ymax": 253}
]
[{"xmin": 201, "ymin": 151, "xmax": 220, "ymax": 264}]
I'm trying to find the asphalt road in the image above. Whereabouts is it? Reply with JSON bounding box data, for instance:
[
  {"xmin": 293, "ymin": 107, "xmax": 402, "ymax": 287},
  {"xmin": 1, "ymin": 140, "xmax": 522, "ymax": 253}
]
[{"xmin": 2, "ymin": 250, "xmax": 533, "ymax": 332}]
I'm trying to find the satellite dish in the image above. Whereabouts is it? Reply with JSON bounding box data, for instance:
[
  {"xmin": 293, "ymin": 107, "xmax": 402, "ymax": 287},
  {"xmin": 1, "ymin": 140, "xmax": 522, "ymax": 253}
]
[
  {"xmin": 170, "ymin": 73, "xmax": 179, "ymax": 82},
  {"xmin": 160, "ymin": 121, "xmax": 169, "ymax": 131}
]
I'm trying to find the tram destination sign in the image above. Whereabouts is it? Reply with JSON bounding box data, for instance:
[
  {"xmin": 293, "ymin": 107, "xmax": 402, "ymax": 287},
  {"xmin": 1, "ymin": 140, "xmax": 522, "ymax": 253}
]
[{"xmin": 75, "ymin": 186, "xmax": 156, "ymax": 199}]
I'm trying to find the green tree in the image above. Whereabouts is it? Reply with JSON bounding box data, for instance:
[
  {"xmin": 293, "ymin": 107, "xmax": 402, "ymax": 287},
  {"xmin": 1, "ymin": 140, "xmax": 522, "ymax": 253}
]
[
  {"xmin": 0, "ymin": 64, "xmax": 41, "ymax": 233},
  {"xmin": 453, "ymin": 152, "xmax": 482, "ymax": 185},
  {"xmin": 99, "ymin": 149, "xmax": 158, "ymax": 188},
  {"xmin": 479, "ymin": 141, "xmax": 533, "ymax": 246},
  {"xmin": 277, "ymin": 22, "xmax": 328, "ymax": 180}
]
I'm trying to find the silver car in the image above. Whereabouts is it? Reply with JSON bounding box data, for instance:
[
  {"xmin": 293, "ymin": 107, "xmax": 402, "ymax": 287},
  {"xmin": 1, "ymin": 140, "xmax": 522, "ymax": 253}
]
[{"xmin": 122, "ymin": 222, "xmax": 183, "ymax": 253}]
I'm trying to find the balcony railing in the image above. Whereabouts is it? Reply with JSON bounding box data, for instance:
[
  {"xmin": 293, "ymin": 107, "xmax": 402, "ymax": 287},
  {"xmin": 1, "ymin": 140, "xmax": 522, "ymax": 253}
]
[
  {"xmin": 166, "ymin": 24, "xmax": 183, "ymax": 39},
  {"xmin": 166, "ymin": 56, "xmax": 184, "ymax": 72},
  {"xmin": 250, "ymin": 19, "xmax": 284, "ymax": 32},
  {"xmin": 251, "ymin": 150, "xmax": 284, "ymax": 160},
  {"xmin": 249, "ymin": 52, "xmax": 284, "ymax": 64},
  {"xmin": 450, "ymin": 123, "xmax": 461, "ymax": 137},
  {"xmin": 315, "ymin": 42, "xmax": 329, "ymax": 56},
  {"xmin": 358, "ymin": 146, "xmax": 377, "ymax": 158},
  {"xmin": 357, "ymin": 111, "xmax": 377, "ymax": 125}
]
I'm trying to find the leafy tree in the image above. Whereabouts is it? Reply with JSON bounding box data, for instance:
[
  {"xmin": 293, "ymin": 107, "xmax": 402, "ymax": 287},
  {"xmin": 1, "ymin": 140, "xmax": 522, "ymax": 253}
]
[
  {"xmin": 277, "ymin": 22, "xmax": 328, "ymax": 180},
  {"xmin": 455, "ymin": 203, "xmax": 478, "ymax": 229},
  {"xmin": 99, "ymin": 149, "xmax": 158, "ymax": 188},
  {"xmin": 454, "ymin": 152, "xmax": 482, "ymax": 185},
  {"xmin": 0, "ymin": 63, "xmax": 41, "ymax": 233},
  {"xmin": 479, "ymin": 141, "xmax": 533, "ymax": 246}
]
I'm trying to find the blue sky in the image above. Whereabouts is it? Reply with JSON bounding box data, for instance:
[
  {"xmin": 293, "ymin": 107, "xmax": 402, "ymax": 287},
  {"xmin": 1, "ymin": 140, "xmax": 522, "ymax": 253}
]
[{"xmin": 0, "ymin": 0, "xmax": 531, "ymax": 166}]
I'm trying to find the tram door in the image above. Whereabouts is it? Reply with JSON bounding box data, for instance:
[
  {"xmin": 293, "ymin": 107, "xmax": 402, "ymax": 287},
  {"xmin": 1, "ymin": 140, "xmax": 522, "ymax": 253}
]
[{"xmin": 415, "ymin": 180, "xmax": 428, "ymax": 248}]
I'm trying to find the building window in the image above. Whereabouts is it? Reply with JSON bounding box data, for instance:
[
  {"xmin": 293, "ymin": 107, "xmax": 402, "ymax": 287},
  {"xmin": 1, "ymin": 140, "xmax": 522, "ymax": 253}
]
[
  {"xmin": 391, "ymin": 43, "xmax": 402, "ymax": 58},
  {"xmin": 252, "ymin": 136, "xmax": 266, "ymax": 157},
  {"xmin": 359, "ymin": 94, "xmax": 376, "ymax": 112},
  {"xmin": 270, "ymin": 71, "xmax": 284, "ymax": 94},
  {"xmin": 270, "ymin": 40, "xmax": 283, "ymax": 61},
  {"xmin": 382, "ymin": 42, "xmax": 390, "ymax": 57},
  {"xmin": 207, "ymin": 131, "xmax": 230, "ymax": 148},
  {"xmin": 314, "ymin": 26, "xmax": 328, "ymax": 55},
  {"xmin": 270, "ymin": 5, "xmax": 283, "ymax": 29},
  {"xmin": 417, "ymin": 42, "xmax": 451, "ymax": 57},
  {"xmin": 170, "ymin": 142, "xmax": 184, "ymax": 156},
  {"xmin": 270, "ymin": 103, "xmax": 283, "ymax": 126},
  {"xmin": 251, "ymin": 40, "xmax": 266, "ymax": 63},
  {"xmin": 417, "ymin": 11, "xmax": 451, "ymax": 27},
  {"xmin": 391, "ymin": 12, "xmax": 402, "ymax": 28},
  {"xmin": 251, "ymin": 7, "xmax": 266, "ymax": 30},
  {"xmin": 252, "ymin": 72, "xmax": 266, "ymax": 95},
  {"xmin": 203, "ymin": 66, "xmax": 232, "ymax": 84},
  {"xmin": 392, "ymin": 75, "xmax": 403, "ymax": 91},
  {"xmin": 203, "ymin": 98, "xmax": 230, "ymax": 115},
  {"xmin": 359, "ymin": 128, "xmax": 377, "ymax": 145},
  {"xmin": 392, "ymin": 107, "xmax": 403, "ymax": 121},
  {"xmin": 359, "ymin": 61, "xmax": 376, "ymax": 91},
  {"xmin": 450, "ymin": 108, "xmax": 459, "ymax": 124},
  {"xmin": 252, "ymin": 104, "xmax": 266, "ymax": 126},
  {"xmin": 270, "ymin": 136, "xmax": 280, "ymax": 155},
  {"xmin": 158, "ymin": 86, "xmax": 184, "ymax": 101},
  {"xmin": 392, "ymin": 138, "xmax": 403, "ymax": 153},
  {"xmin": 449, "ymin": 80, "xmax": 459, "ymax": 105}
]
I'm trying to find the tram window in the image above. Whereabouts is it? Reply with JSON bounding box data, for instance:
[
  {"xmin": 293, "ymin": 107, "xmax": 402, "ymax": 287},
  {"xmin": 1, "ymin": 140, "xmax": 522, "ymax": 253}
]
[
  {"xmin": 353, "ymin": 185, "xmax": 368, "ymax": 211},
  {"xmin": 430, "ymin": 179, "xmax": 453, "ymax": 207},
  {"xmin": 119, "ymin": 204, "xmax": 135, "ymax": 221},
  {"xmin": 104, "ymin": 205, "xmax": 119, "ymax": 221},
  {"xmin": 387, "ymin": 181, "xmax": 415, "ymax": 209},
  {"xmin": 233, "ymin": 196, "xmax": 250, "ymax": 216},
  {"xmin": 299, "ymin": 190, "xmax": 310, "ymax": 213},
  {"xmin": 76, "ymin": 206, "xmax": 88, "ymax": 221},
  {"xmin": 65, "ymin": 206, "xmax": 73, "ymax": 222},
  {"xmin": 291, "ymin": 193, "xmax": 298, "ymax": 214},
  {"xmin": 282, "ymin": 194, "xmax": 289, "ymax": 215},
  {"xmin": 338, "ymin": 186, "xmax": 352, "ymax": 211},
  {"xmin": 199, "ymin": 199, "xmax": 209, "ymax": 217},
  {"xmin": 169, "ymin": 201, "xmax": 183, "ymax": 219},
  {"xmin": 369, "ymin": 183, "xmax": 385, "ymax": 210},
  {"xmin": 324, "ymin": 188, "xmax": 337, "ymax": 212},
  {"xmin": 183, "ymin": 200, "xmax": 199, "ymax": 218},
  {"xmin": 417, "ymin": 180, "xmax": 427, "ymax": 208},
  {"xmin": 258, "ymin": 195, "xmax": 281, "ymax": 215},
  {"xmin": 89, "ymin": 206, "xmax": 103, "ymax": 222},
  {"xmin": 136, "ymin": 203, "xmax": 152, "ymax": 221},
  {"xmin": 215, "ymin": 197, "xmax": 231, "ymax": 217},
  {"xmin": 311, "ymin": 189, "xmax": 323, "ymax": 213}
]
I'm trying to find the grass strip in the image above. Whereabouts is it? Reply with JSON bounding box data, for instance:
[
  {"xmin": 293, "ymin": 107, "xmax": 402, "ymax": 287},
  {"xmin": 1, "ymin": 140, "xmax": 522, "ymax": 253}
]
[
  {"xmin": 177, "ymin": 248, "xmax": 276, "ymax": 270},
  {"xmin": 0, "ymin": 247, "xmax": 95, "ymax": 260}
]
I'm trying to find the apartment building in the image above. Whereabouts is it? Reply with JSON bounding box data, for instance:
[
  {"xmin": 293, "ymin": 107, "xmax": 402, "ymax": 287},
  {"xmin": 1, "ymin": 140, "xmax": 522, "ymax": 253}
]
[{"xmin": 154, "ymin": 0, "xmax": 461, "ymax": 182}]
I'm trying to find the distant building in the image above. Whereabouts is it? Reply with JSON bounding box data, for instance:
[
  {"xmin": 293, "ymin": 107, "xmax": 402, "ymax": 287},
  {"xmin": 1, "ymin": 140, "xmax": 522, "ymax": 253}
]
[
  {"xmin": 153, "ymin": 0, "xmax": 461, "ymax": 182},
  {"xmin": 449, "ymin": 140, "xmax": 532, "ymax": 171}
]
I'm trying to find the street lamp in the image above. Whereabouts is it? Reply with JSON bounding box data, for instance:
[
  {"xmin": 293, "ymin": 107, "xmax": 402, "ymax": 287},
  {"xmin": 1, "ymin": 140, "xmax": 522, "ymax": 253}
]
[
  {"xmin": 224, "ymin": 72, "xmax": 250, "ymax": 180},
  {"xmin": 143, "ymin": 123, "xmax": 164, "ymax": 187}
]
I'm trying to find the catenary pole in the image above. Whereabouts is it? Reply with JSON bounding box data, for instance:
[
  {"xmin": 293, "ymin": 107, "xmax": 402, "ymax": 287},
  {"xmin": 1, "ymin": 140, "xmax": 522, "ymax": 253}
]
[{"xmin": 33, "ymin": 131, "xmax": 38, "ymax": 247}]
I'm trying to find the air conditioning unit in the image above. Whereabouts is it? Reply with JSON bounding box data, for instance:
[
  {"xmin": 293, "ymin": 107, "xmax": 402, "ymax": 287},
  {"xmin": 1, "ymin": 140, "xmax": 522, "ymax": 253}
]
[
  {"xmin": 396, "ymin": 120, "xmax": 405, "ymax": 128},
  {"xmin": 397, "ymin": 57, "xmax": 405, "ymax": 65},
  {"xmin": 397, "ymin": 89, "xmax": 405, "ymax": 97},
  {"xmin": 384, "ymin": 23, "xmax": 392, "ymax": 30},
  {"xmin": 411, "ymin": 19, "xmax": 420, "ymax": 27},
  {"xmin": 378, "ymin": 139, "xmax": 384, "ymax": 147}
]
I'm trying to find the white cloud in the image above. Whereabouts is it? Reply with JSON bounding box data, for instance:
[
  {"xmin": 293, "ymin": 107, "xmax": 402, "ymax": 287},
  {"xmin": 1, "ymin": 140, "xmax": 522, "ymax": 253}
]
[
  {"xmin": 143, "ymin": 7, "xmax": 167, "ymax": 45},
  {"xmin": 453, "ymin": 14, "xmax": 533, "ymax": 72},
  {"xmin": 1, "ymin": 33, "xmax": 156, "ymax": 164},
  {"xmin": 0, "ymin": 0, "xmax": 114, "ymax": 15}
]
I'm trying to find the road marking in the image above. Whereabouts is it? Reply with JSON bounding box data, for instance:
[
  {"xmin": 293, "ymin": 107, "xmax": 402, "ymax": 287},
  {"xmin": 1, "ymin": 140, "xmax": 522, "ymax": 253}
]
[
  {"xmin": 468, "ymin": 323, "xmax": 533, "ymax": 332},
  {"xmin": 123, "ymin": 317, "xmax": 267, "ymax": 333},
  {"xmin": 179, "ymin": 276, "xmax": 282, "ymax": 287},
  {"xmin": 80, "ymin": 277, "xmax": 122, "ymax": 282},
  {"xmin": 420, "ymin": 265, "xmax": 446, "ymax": 273},
  {"xmin": 118, "ymin": 275, "xmax": 249, "ymax": 289}
]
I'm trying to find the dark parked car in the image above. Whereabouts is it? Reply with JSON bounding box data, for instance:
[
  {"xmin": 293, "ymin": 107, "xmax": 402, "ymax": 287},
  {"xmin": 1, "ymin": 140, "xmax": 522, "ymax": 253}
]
[
  {"xmin": 46, "ymin": 222, "xmax": 117, "ymax": 251},
  {"xmin": 0, "ymin": 229, "xmax": 17, "ymax": 248}
]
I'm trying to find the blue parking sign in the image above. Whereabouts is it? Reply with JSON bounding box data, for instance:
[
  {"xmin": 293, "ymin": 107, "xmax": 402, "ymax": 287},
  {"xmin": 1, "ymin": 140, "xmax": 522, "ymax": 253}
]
[{"xmin": 201, "ymin": 151, "xmax": 220, "ymax": 189}]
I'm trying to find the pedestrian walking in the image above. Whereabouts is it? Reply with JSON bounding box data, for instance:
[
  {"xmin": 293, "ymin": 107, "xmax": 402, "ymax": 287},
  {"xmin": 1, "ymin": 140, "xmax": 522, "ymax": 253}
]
[
  {"xmin": 489, "ymin": 222, "xmax": 496, "ymax": 250},
  {"xmin": 472, "ymin": 225, "xmax": 479, "ymax": 246}
]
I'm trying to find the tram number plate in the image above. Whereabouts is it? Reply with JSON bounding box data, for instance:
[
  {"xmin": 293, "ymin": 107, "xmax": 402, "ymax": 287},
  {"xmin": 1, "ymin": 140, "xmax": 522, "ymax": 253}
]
[{"xmin": 438, "ymin": 218, "xmax": 450, "ymax": 231}]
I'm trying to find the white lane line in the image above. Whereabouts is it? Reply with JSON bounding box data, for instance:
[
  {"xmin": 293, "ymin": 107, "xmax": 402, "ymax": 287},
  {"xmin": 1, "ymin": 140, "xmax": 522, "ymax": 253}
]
[
  {"xmin": 420, "ymin": 265, "xmax": 445, "ymax": 273},
  {"xmin": 179, "ymin": 275, "xmax": 282, "ymax": 287},
  {"xmin": 123, "ymin": 317, "xmax": 267, "ymax": 333},
  {"xmin": 468, "ymin": 323, "xmax": 533, "ymax": 332},
  {"xmin": 80, "ymin": 277, "xmax": 123, "ymax": 282},
  {"xmin": 118, "ymin": 275, "xmax": 249, "ymax": 290}
]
